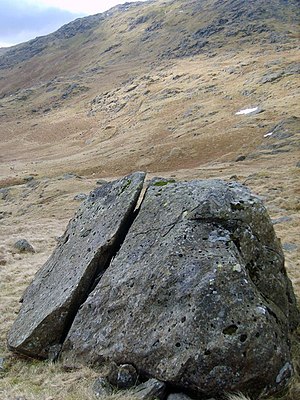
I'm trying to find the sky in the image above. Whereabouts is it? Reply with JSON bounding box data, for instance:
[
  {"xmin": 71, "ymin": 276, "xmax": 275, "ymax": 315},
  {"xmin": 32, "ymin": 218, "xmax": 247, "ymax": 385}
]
[{"xmin": 0, "ymin": 0, "xmax": 148, "ymax": 48}]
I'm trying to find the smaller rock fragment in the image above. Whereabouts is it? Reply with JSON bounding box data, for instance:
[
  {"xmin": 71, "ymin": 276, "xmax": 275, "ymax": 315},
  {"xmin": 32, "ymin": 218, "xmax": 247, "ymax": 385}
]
[
  {"xmin": 235, "ymin": 155, "xmax": 246, "ymax": 162},
  {"xmin": 0, "ymin": 357, "xmax": 6, "ymax": 372},
  {"xmin": 0, "ymin": 188, "xmax": 10, "ymax": 200},
  {"xmin": 24, "ymin": 175, "xmax": 34, "ymax": 182},
  {"xmin": 93, "ymin": 377, "xmax": 113, "ymax": 397},
  {"xmin": 61, "ymin": 173, "xmax": 79, "ymax": 180},
  {"xmin": 108, "ymin": 363, "xmax": 138, "ymax": 389},
  {"xmin": 168, "ymin": 395, "xmax": 215, "ymax": 400},
  {"xmin": 272, "ymin": 216, "xmax": 292, "ymax": 225},
  {"xmin": 134, "ymin": 378, "xmax": 166, "ymax": 400},
  {"xmin": 282, "ymin": 243, "xmax": 297, "ymax": 252},
  {"xmin": 96, "ymin": 179, "xmax": 107, "ymax": 185},
  {"xmin": 48, "ymin": 344, "xmax": 62, "ymax": 362},
  {"xmin": 167, "ymin": 394, "xmax": 194, "ymax": 400},
  {"xmin": 260, "ymin": 71, "xmax": 284, "ymax": 84},
  {"xmin": 13, "ymin": 239, "xmax": 35, "ymax": 254},
  {"xmin": 167, "ymin": 393, "xmax": 195, "ymax": 400},
  {"xmin": 73, "ymin": 193, "xmax": 87, "ymax": 201},
  {"xmin": 0, "ymin": 255, "xmax": 7, "ymax": 266}
]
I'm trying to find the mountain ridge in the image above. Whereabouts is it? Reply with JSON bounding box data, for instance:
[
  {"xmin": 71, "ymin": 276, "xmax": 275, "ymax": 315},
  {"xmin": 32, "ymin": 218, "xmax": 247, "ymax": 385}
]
[
  {"xmin": 0, "ymin": 0, "xmax": 299, "ymax": 179},
  {"xmin": 0, "ymin": 0, "xmax": 298, "ymax": 77}
]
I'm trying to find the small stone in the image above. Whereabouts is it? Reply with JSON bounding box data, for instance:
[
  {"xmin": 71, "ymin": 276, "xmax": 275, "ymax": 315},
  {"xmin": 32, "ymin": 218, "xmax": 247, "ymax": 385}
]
[
  {"xmin": 48, "ymin": 344, "xmax": 62, "ymax": 362},
  {"xmin": 282, "ymin": 243, "xmax": 297, "ymax": 252},
  {"xmin": 235, "ymin": 155, "xmax": 246, "ymax": 162},
  {"xmin": 296, "ymin": 161, "xmax": 300, "ymax": 168},
  {"xmin": 260, "ymin": 71, "xmax": 284, "ymax": 84},
  {"xmin": 24, "ymin": 176, "xmax": 34, "ymax": 182},
  {"xmin": 108, "ymin": 363, "xmax": 138, "ymax": 389},
  {"xmin": 167, "ymin": 394, "xmax": 194, "ymax": 400},
  {"xmin": 0, "ymin": 188, "xmax": 10, "ymax": 200},
  {"xmin": 0, "ymin": 357, "xmax": 6, "ymax": 372},
  {"xmin": 272, "ymin": 216, "xmax": 292, "ymax": 225},
  {"xmin": 13, "ymin": 239, "xmax": 35, "ymax": 254},
  {"xmin": 96, "ymin": 179, "xmax": 107, "ymax": 185},
  {"xmin": 134, "ymin": 378, "xmax": 166, "ymax": 400},
  {"xmin": 73, "ymin": 193, "xmax": 87, "ymax": 201},
  {"xmin": 61, "ymin": 173, "xmax": 79, "ymax": 180},
  {"xmin": 93, "ymin": 377, "xmax": 113, "ymax": 397},
  {"xmin": 27, "ymin": 180, "xmax": 39, "ymax": 188},
  {"xmin": 0, "ymin": 256, "xmax": 7, "ymax": 266}
]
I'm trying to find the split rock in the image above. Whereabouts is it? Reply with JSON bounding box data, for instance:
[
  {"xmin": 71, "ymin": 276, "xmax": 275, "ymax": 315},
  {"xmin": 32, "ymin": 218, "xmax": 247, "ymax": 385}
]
[
  {"xmin": 7, "ymin": 172, "xmax": 145, "ymax": 358},
  {"xmin": 134, "ymin": 378, "xmax": 166, "ymax": 400},
  {"xmin": 62, "ymin": 178, "xmax": 299, "ymax": 398}
]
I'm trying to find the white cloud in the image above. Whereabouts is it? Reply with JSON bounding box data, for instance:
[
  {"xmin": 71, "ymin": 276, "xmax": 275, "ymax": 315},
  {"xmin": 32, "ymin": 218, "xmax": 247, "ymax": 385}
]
[
  {"xmin": 26, "ymin": 0, "xmax": 148, "ymax": 15},
  {"xmin": 0, "ymin": 0, "xmax": 82, "ymax": 46},
  {"xmin": 0, "ymin": 40, "xmax": 15, "ymax": 48}
]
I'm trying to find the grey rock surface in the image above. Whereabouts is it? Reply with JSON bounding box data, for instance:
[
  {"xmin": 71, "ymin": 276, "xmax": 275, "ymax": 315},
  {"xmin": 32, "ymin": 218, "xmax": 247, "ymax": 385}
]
[
  {"xmin": 7, "ymin": 172, "xmax": 145, "ymax": 358},
  {"xmin": 108, "ymin": 363, "xmax": 138, "ymax": 389},
  {"xmin": 134, "ymin": 378, "xmax": 166, "ymax": 400},
  {"xmin": 62, "ymin": 178, "xmax": 299, "ymax": 398},
  {"xmin": 0, "ymin": 357, "xmax": 6, "ymax": 372},
  {"xmin": 282, "ymin": 243, "xmax": 297, "ymax": 252},
  {"xmin": 13, "ymin": 239, "xmax": 35, "ymax": 254},
  {"xmin": 272, "ymin": 216, "xmax": 292, "ymax": 225},
  {"xmin": 167, "ymin": 394, "xmax": 194, "ymax": 400},
  {"xmin": 0, "ymin": 188, "xmax": 10, "ymax": 200},
  {"xmin": 73, "ymin": 193, "xmax": 87, "ymax": 201},
  {"xmin": 93, "ymin": 377, "xmax": 113, "ymax": 397}
]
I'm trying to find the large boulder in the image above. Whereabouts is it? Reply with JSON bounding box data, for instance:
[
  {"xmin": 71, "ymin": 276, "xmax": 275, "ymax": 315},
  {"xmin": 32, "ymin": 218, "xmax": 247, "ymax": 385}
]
[
  {"xmin": 7, "ymin": 172, "xmax": 145, "ymax": 358},
  {"xmin": 61, "ymin": 178, "xmax": 299, "ymax": 398}
]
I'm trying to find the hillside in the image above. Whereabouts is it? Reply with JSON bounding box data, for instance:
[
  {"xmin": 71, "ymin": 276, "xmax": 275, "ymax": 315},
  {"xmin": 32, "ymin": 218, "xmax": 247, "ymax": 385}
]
[
  {"xmin": 0, "ymin": 0, "xmax": 299, "ymax": 399},
  {"xmin": 0, "ymin": 0, "xmax": 299, "ymax": 180}
]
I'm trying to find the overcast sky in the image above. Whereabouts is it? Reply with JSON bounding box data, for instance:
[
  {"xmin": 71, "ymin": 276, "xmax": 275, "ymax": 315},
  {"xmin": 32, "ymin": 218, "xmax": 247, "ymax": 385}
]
[{"xmin": 0, "ymin": 0, "xmax": 149, "ymax": 48}]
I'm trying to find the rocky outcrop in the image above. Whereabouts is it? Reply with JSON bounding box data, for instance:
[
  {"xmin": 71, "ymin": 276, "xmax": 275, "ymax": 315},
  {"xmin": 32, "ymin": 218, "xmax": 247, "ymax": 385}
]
[
  {"xmin": 7, "ymin": 172, "xmax": 145, "ymax": 359},
  {"xmin": 0, "ymin": 14, "xmax": 104, "ymax": 70},
  {"xmin": 8, "ymin": 175, "xmax": 299, "ymax": 398},
  {"xmin": 61, "ymin": 178, "xmax": 299, "ymax": 398},
  {"xmin": 134, "ymin": 378, "xmax": 167, "ymax": 400},
  {"xmin": 13, "ymin": 239, "xmax": 35, "ymax": 254},
  {"xmin": 1, "ymin": 0, "xmax": 299, "ymax": 72}
]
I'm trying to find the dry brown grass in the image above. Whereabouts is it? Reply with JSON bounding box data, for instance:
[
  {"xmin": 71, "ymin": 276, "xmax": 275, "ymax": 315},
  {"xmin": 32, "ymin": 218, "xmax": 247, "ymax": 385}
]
[{"xmin": 226, "ymin": 393, "xmax": 252, "ymax": 400}]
